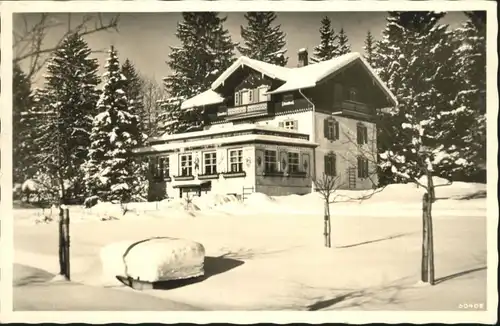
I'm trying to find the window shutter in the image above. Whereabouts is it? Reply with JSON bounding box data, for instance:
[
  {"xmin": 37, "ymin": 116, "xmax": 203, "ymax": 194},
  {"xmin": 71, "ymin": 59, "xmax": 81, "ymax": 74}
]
[
  {"xmin": 357, "ymin": 157, "xmax": 362, "ymax": 178},
  {"xmin": 278, "ymin": 121, "xmax": 284, "ymax": 128},
  {"xmin": 357, "ymin": 125, "xmax": 362, "ymax": 145},
  {"xmin": 332, "ymin": 154, "xmax": 337, "ymax": 176},
  {"xmin": 235, "ymin": 92, "xmax": 240, "ymax": 106},
  {"xmin": 323, "ymin": 118, "xmax": 329, "ymax": 139},
  {"xmin": 324, "ymin": 155, "xmax": 330, "ymax": 176},
  {"xmin": 293, "ymin": 120, "xmax": 298, "ymax": 130},
  {"xmin": 364, "ymin": 126, "xmax": 368, "ymax": 144},
  {"xmin": 335, "ymin": 121, "xmax": 340, "ymax": 140},
  {"xmin": 254, "ymin": 89, "xmax": 258, "ymax": 103},
  {"xmin": 364, "ymin": 160, "xmax": 369, "ymax": 178}
]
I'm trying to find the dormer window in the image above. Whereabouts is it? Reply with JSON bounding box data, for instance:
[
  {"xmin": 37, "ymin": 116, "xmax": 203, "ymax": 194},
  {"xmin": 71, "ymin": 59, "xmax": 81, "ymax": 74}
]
[{"xmin": 349, "ymin": 87, "xmax": 358, "ymax": 102}]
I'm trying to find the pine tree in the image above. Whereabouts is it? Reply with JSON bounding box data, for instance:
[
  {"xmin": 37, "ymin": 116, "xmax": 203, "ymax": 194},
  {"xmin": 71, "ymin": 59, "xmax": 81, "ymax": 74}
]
[
  {"xmin": 238, "ymin": 12, "xmax": 288, "ymax": 66},
  {"xmin": 121, "ymin": 58, "xmax": 146, "ymax": 142},
  {"xmin": 13, "ymin": 63, "xmax": 34, "ymax": 184},
  {"xmin": 35, "ymin": 32, "xmax": 101, "ymax": 201},
  {"xmin": 363, "ymin": 30, "xmax": 376, "ymax": 66},
  {"xmin": 337, "ymin": 27, "xmax": 351, "ymax": 56},
  {"xmin": 84, "ymin": 46, "xmax": 145, "ymax": 203},
  {"xmin": 375, "ymin": 12, "xmax": 472, "ymax": 285},
  {"xmin": 450, "ymin": 11, "xmax": 486, "ymax": 181},
  {"xmin": 312, "ymin": 16, "xmax": 339, "ymax": 62},
  {"xmin": 164, "ymin": 12, "xmax": 237, "ymax": 134}
]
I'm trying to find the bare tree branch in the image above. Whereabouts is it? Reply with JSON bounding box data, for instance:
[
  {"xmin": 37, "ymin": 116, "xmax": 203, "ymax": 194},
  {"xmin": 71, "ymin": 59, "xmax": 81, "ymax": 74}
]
[{"xmin": 13, "ymin": 13, "xmax": 120, "ymax": 81}]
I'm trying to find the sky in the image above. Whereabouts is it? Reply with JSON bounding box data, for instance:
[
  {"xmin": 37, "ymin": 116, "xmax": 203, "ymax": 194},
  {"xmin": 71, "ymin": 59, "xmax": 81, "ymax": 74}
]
[{"xmin": 14, "ymin": 11, "xmax": 466, "ymax": 88}]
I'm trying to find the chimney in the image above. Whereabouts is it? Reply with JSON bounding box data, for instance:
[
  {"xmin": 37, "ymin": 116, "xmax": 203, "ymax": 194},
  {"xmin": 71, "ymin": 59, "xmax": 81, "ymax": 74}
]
[{"xmin": 297, "ymin": 48, "xmax": 308, "ymax": 67}]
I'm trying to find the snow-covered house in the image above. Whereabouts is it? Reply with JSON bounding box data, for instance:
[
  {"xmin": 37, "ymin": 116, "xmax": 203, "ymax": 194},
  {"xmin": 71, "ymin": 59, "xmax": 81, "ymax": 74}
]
[{"xmin": 136, "ymin": 50, "xmax": 397, "ymax": 200}]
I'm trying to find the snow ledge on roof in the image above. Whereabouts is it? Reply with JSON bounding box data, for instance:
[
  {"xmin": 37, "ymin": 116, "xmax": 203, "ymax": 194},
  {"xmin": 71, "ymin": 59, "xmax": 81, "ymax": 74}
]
[{"xmin": 181, "ymin": 89, "xmax": 224, "ymax": 110}]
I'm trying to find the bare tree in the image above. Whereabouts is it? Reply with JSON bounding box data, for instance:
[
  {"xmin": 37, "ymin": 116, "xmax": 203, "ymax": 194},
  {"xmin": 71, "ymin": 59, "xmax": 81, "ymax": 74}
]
[
  {"xmin": 141, "ymin": 77, "xmax": 167, "ymax": 137},
  {"xmin": 313, "ymin": 173, "xmax": 343, "ymax": 248},
  {"xmin": 13, "ymin": 13, "xmax": 120, "ymax": 81}
]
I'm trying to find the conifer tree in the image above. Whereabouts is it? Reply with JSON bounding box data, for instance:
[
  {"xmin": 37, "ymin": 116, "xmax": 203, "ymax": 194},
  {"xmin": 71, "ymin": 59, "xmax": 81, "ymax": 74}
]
[
  {"xmin": 84, "ymin": 46, "xmax": 145, "ymax": 203},
  {"xmin": 121, "ymin": 58, "xmax": 146, "ymax": 142},
  {"xmin": 13, "ymin": 63, "xmax": 34, "ymax": 184},
  {"xmin": 337, "ymin": 27, "xmax": 352, "ymax": 56},
  {"xmin": 375, "ymin": 12, "xmax": 472, "ymax": 285},
  {"xmin": 363, "ymin": 30, "xmax": 376, "ymax": 66},
  {"xmin": 34, "ymin": 32, "xmax": 100, "ymax": 201},
  {"xmin": 163, "ymin": 12, "xmax": 237, "ymax": 134},
  {"xmin": 312, "ymin": 16, "xmax": 339, "ymax": 62},
  {"xmin": 450, "ymin": 11, "xmax": 486, "ymax": 181},
  {"xmin": 238, "ymin": 12, "xmax": 288, "ymax": 66}
]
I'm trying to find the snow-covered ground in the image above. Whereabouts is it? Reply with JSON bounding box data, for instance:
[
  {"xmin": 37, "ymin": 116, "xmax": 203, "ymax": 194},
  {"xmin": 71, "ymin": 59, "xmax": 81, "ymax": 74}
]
[{"xmin": 13, "ymin": 182, "xmax": 488, "ymax": 311}]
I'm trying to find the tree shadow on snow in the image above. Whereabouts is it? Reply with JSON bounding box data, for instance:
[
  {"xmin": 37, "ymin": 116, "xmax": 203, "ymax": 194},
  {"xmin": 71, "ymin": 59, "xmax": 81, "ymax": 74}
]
[
  {"xmin": 434, "ymin": 266, "xmax": 487, "ymax": 285},
  {"xmin": 336, "ymin": 232, "xmax": 415, "ymax": 249},
  {"xmin": 117, "ymin": 256, "xmax": 244, "ymax": 291}
]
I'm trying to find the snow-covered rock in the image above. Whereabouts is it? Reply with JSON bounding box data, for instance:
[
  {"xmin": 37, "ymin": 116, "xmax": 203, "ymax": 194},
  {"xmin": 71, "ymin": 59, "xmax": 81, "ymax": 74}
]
[{"xmin": 100, "ymin": 237, "xmax": 205, "ymax": 285}]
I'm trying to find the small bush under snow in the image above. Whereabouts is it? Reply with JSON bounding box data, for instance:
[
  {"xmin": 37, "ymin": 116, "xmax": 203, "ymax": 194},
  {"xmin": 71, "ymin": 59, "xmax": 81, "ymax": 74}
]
[{"xmin": 100, "ymin": 237, "xmax": 205, "ymax": 285}]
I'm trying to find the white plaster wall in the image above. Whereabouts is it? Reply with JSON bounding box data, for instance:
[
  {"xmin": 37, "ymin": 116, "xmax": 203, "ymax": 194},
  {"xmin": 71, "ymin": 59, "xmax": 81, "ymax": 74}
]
[{"xmin": 313, "ymin": 112, "xmax": 378, "ymax": 189}]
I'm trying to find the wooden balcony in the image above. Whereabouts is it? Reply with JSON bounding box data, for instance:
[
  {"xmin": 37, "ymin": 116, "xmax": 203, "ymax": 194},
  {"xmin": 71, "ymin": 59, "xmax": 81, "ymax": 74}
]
[
  {"xmin": 216, "ymin": 102, "xmax": 270, "ymax": 121},
  {"xmin": 333, "ymin": 100, "xmax": 374, "ymax": 120}
]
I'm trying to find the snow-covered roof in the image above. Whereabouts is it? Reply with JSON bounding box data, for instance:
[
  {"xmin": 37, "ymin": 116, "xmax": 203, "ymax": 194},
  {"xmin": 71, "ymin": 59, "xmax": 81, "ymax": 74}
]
[
  {"xmin": 151, "ymin": 123, "xmax": 305, "ymax": 143},
  {"xmin": 135, "ymin": 133, "xmax": 318, "ymax": 154},
  {"xmin": 211, "ymin": 56, "xmax": 291, "ymax": 90},
  {"xmin": 180, "ymin": 89, "xmax": 225, "ymax": 110},
  {"xmin": 181, "ymin": 52, "xmax": 398, "ymax": 110}
]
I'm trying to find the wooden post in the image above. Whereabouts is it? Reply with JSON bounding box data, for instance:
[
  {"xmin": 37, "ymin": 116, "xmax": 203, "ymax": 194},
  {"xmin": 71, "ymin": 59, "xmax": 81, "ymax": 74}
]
[
  {"xmin": 58, "ymin": 207, "xmax": 65, "ymax": 276},
  {"xmin": 421, "ymin": 193, "xmax": 429, "ymax": 283},
  {"xmin": 58, "ymin": 206, "xmax": 70, "ymax": 280},
  {"xmin": 63, "ymin": 207, "xmax": 70, "ymax": 280}
]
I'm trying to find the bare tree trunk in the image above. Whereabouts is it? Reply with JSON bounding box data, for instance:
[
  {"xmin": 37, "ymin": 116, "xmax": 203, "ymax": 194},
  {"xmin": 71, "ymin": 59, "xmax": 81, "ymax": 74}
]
[
  {"xmin": 58, "ymin": 208, "xmax": 65, "ymax": 276},
  {"xmin": 323, "ymin": 200, "xmax": 329, "ymax": 247},
  {"xmin": 428, "ymin": 196, "xmax": 435, "ymax": 285},
  {"xmin": 327, "ymin": 203, "xmax": 332, "ymax": 248},
  {"xmin": 421, "ymin": 193, "xmax": 429, "ymax": 283}
]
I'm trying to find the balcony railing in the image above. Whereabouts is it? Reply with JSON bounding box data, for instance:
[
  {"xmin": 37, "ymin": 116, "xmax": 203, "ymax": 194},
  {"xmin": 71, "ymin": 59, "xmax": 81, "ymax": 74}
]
[
  {"xmin": 216, "ymin": 101, "xmax": 269, "ymax": 119},
  {"xmin": 335, "ymin": 100, "xmax": 370, "ymax": 114}
]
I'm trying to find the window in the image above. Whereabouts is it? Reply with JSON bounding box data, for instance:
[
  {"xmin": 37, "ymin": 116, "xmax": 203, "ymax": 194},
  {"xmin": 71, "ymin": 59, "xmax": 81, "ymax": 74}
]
[
  {"xmin": 153, "ymin": 156, "xmax": 169, "ymax": 180},
  {"xmin": 324, "ymin": 118, "xmax": 339, "ymax": 141},
  {"xmin": 240, "ymin": 90, "xmax": 250, "ymax": 105},
  {"xmin": 279, "ymin": 120, "xmax": 298, "ymax": 130},
  {"xmin": 234, "ymin": 92, "xmax": 240, "ymax": 106},
  {"xmin": 179, "ymin": 154, "xmax": 193, "ymax": 176},
  {"xmin": 264, "ymin": 150, "xmax": 278, "ymax": 173},
  {"xmin": 288, "ymin": 152, "xmax": 300, "ymax": 173},
  {"xmin": 357, "ymin": 157, "xmax": 369, "ymax": 178},
  {"xmin": 324, "ymin": 153, "xmax": 337, "ymax": 176},
  {"xmin": 357, "ymin": 123, "xmax": 368, "ymax": 145},
  {"xmin": 229, "ymin": 149, "xmax": 243, "ymax": 172},
  {"xmin": 349, "ymin": 87, "xmax": 358, "ymax": 101},
  {"xmin": 282, "ymin": 94, "xmax": 294, "ymax": 105},
  {"xmin": 258, "ymin": 85, "xmax": 270, "ymax": 102},
  {"xmin": 203, "ymin": 152, "xmax": 217, "ymax": 175}
]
